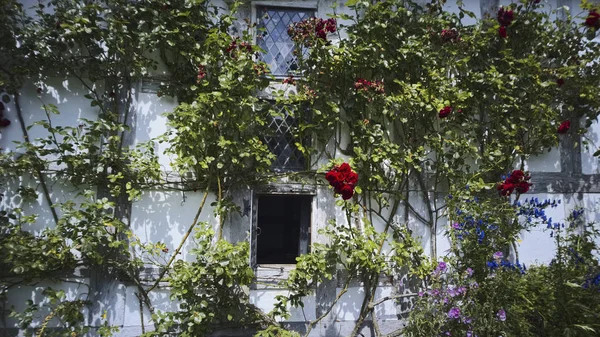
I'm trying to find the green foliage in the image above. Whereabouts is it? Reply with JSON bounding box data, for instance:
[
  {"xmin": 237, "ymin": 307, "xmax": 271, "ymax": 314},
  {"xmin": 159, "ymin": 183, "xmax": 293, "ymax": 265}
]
[
  {"xmin": 164, "ymin": 18, "xmax": 277, "ymax": 189},
  {"xmin": 404, "ymin": 202, "xmax": 600, "ymax": 336},
  {"xmin": 254, "ymin": 325, "xmax": 301, "ymax": 337},
  {"xmin": 150, "ymin": 224, "xmax": 258, "ymax": 336},
  {"xmin": 0, "ymin": 217, "xmax": 76, "ymax": 279},
  {"xmin": 2, "ymin": 0, "xmax": 600, "ymax": 336},
  {"xmin": 9, "ymin": 288, "xmax": 92, "ymax": 337}
]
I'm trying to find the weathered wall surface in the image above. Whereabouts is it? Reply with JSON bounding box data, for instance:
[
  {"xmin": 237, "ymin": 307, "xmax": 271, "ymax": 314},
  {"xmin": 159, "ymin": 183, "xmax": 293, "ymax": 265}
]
[{"xmin": 2, "ymin": 0, "xmax": 598, "ymax": 336}]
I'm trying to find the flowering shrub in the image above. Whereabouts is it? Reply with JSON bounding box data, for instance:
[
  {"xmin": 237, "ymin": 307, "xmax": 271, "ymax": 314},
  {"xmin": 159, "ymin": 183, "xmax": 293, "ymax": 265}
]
[
  {"xmin": 407, "ymin": 196, "xmax": 600, "ymax": 336},
  {"xmin": 287, "ymin": 17, "xmax": 337, "ymax": 47},
  {"xmin": 3, "ymin": 0, "xmax": 600, "ymax": 336},
  {"xmin": 354, "ymin": 78, "xmax": 385, "ymax": 94},
  {"xmin": 225, "ymin": 38, "xmax": 254, "ymax": 58}
]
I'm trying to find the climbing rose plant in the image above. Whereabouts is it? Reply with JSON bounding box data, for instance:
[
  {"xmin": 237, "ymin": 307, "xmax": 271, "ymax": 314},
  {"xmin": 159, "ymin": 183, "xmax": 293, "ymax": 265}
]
[{"xmin": 2, "ymin": 0, "xmax": 600, "ymax": 337}]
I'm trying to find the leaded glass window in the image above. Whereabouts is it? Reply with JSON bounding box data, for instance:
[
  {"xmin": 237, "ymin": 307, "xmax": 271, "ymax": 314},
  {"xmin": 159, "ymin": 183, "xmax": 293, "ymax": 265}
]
[
  {"xmin": 264, "ymin": 104, "xmax": 308, "ymax": 172},
  {"xmin": 256, "ymin": 6, "xmax": 314, "ymax": 76}
]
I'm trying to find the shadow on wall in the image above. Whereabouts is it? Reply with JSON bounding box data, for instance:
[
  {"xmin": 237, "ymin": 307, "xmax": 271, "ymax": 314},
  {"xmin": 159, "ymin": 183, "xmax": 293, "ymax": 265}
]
[
  {"xmin": 581, "ymin": 119, "xmax": 600, "ymax": 174},
  {"xmin": 130, "ymin": 190, "xmax": 218, "ymax": 263},
  {"xmin": 134, "ymin": 91, "xmax": 178, "ymax": 170},
  {"xmin": 0, "ymin": 77, "xmax": 103, "ymax": 150},
  {"xmin": 3, "ymin": 279, "xmax": 90, "ymax": 329}
]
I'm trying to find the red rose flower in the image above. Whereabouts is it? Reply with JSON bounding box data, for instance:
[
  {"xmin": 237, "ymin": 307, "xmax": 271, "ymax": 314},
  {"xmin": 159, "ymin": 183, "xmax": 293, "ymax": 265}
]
[
  {"xmin": 585, "ymin": 11, "xmax": 600, "ymax": 28},
  {"xmin": 283, "ymin": 75, "xmax": 296, "ymax": 85},
  {"xmin": 338, "ymin": 162, "xmax": 352, "ymax": 173},
  {"xmin": 325, "ymin": 162, "xmax": 359, "ymax": 200},
  {"xmin": 556, "ymin": 78, "xmax": 565, "ymax": 87},
  {"xmin": 439, "ymin": 106, "xmax": 452, "ymax": 118},
  {"xmin": 335, "ymin": 170, "xmax": 347, "ymax": 183},
  {"xmin": 507, "ymin": 169, "xmax": 525, "ymax": 183},
  {"xmin": 499, "ymin": 26, "xmax": 507, "ymax": 38},
  {"xmin": 557, "ymin": 120, "xmax": 571, "ymax": 134},
  {"xmin": 325, "ymin": 170, "xmax": 339, "ymax": 183},
  {"xmin": 441, "ymin": 28, "xmax": 460, "ymax": 43},
  {"xmin": 340, "ymin": 184, "xmax": 354, "ymax": 200},
  {"xmin": 332, "ymin": 181, "xmax": 343, "ymax": 194},
  {"xmin": 326, "ymin": 18, "xmax": 337, "ymax": 33},
  {"xmin": 497, "ymin": 182, "xmax": 515, "ymax": 196},
  {"xmin": 346, "ymin": 172, "xmax": 359, "ymax": 186},
  {"xmin": 498, "ymin": 170, "xmax": 532, "ymax": 196},
  {"xmin": 516, "ymin": 181, "xmax": 532, "ymax": 194},
  {"xmin": 497, "ymin": 7, "xmax": 514, "ymax": 26}
]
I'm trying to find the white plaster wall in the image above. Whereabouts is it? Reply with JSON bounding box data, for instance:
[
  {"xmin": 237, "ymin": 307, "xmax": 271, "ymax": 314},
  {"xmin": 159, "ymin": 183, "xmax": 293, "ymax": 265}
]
[
  {"xmin": 134, "ymin": 91, "xmax": 178, "ymax": 170},
  {"xmin": 0, "ymin": 77, "xmax": 102, "ymax": 152},
  {"xmin": 331, "ymin": 286, "xmax": 365, "ymax": 321},
  {"xmin": 525, "ymin": 147, "xmax": 562, "ymax": 173},
  {"xmin": 4, "ymin": 278, "xmax": 90, "ymax": 328},
  {"xmin": 582, "ymin": 118, "xmax": 600, "ymax": 174},
  {"xmin": 122, "ymin": 287, "xmax": 177, "ymax": 328},
  {"xmin": 250, "ymin": 289, "xmax": 317, "ymax": 321},
  {"xmin": 516, "ymin": 193, "xmax": 565, "ymax": 265},
  {"xmin": 130, "ymin": 190, "xmax": 218, "ymax": 262}
]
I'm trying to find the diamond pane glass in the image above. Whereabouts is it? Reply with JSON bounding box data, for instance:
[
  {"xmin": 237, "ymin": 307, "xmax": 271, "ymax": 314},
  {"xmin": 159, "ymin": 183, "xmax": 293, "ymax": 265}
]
[
  {"xmin": 257, "ymin": 6, "xmax": 314, "ymax": 76},
  {"xmin": 263, "ymin": 103, "xmax": 308, "ymax": 172}
]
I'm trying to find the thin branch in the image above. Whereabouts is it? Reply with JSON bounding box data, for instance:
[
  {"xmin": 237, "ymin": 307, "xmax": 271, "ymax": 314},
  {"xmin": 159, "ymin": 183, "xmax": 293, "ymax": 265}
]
[
  {"xmin": 136, "ymin": 292, "xmax": 146, "ymax": 334},
  {"xmin": 13, "ymin": 90, "xmax": 60, "ymax": 226},
  {"xmin": 217, "ymin": 176, "xmax": 224, "ymax": 240},
  {"xmin": 368, "ymin": 293, "xmax": 418, "ymax": 309},
  {"xmin": 147, "ymin": 189, "xmax": 210, "ymax": 292},
  {"xmin": 415, "ymin": 171, "xmax": 436, "ymax": 257},
  {"xmin": 303, "ymin": 278, "xmax": 351, "ymax": 337}
]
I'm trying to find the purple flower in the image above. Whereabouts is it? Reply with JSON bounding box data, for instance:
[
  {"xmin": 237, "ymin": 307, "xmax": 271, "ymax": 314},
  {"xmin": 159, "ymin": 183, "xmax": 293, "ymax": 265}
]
[
  {"xmin": 452, "ymin": 222, "xmax": 461, "ymax": 229},
  {"xmin": 470, "ymin": 281, "xmax": 479, "ymax": 289},
  {"xmin": 437, "ymin": 261, "xmax": 447, "ymax": 272},
  {"xmin": 448, "ymin": 287, "xmax": 458, "ymax": 297},
  {"xmin": 493, "ymin": 251, "xmax": 503, "ymax": 260},
  {"xmin": 497, "ymin": 308, "xmax": 506, "ymax": 322},
  {"xmin": 465, "ymin": 267, "xmax": 474, "ymax": 277},
  {"xmin": 418, "ymin": 291, "xmax": 424, "ymax": 297},
  {"xmin": 463, "ymin": 316, "xmax": 472, "ymax": 324},
  {"xmin": 457, "ymin": 286, "xmax": 466, "ymax": 294},
  {"xmin": 431, "ymin": 289, "xmax": 440, "ymax": 296},
  {"xmin": 447, "ymin": 307, "xmax": 461, "ymax": 319},
  {"xmin": 466, "ymin": 331, "xmax": 473, "ymax": 337}
]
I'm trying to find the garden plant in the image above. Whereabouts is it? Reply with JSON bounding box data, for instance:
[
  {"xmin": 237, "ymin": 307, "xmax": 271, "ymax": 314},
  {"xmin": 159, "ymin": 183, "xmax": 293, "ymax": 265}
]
[{"xmin": 1, "ymin": 0, "xmax": 600, "ymax": 336}]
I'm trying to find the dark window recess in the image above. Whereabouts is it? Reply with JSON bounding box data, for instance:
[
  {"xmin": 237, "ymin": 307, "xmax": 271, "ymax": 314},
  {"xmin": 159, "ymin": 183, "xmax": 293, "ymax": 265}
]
[
  {"xmin": 256, "ymin": 195, "xmax": 311, "ymax": 265},
  {"xmin": 256, "ymin": 6, "xmax": 313, "ymax": 76},
  {"xmin": 264, "ymin": 104, "xmax": 308, "ymax": 172}
]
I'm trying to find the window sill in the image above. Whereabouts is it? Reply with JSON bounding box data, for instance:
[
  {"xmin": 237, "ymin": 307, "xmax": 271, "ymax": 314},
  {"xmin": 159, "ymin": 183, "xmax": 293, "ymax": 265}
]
[{"xmin": 252, "ymin": 264, "xmax": 297, "ymax": 289}]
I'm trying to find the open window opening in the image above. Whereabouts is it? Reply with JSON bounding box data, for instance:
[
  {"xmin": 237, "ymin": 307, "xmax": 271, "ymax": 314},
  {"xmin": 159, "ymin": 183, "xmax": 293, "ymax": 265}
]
[{"xmin": 255, "ymin": 194, "xmax": 312, "ymax": 265}]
